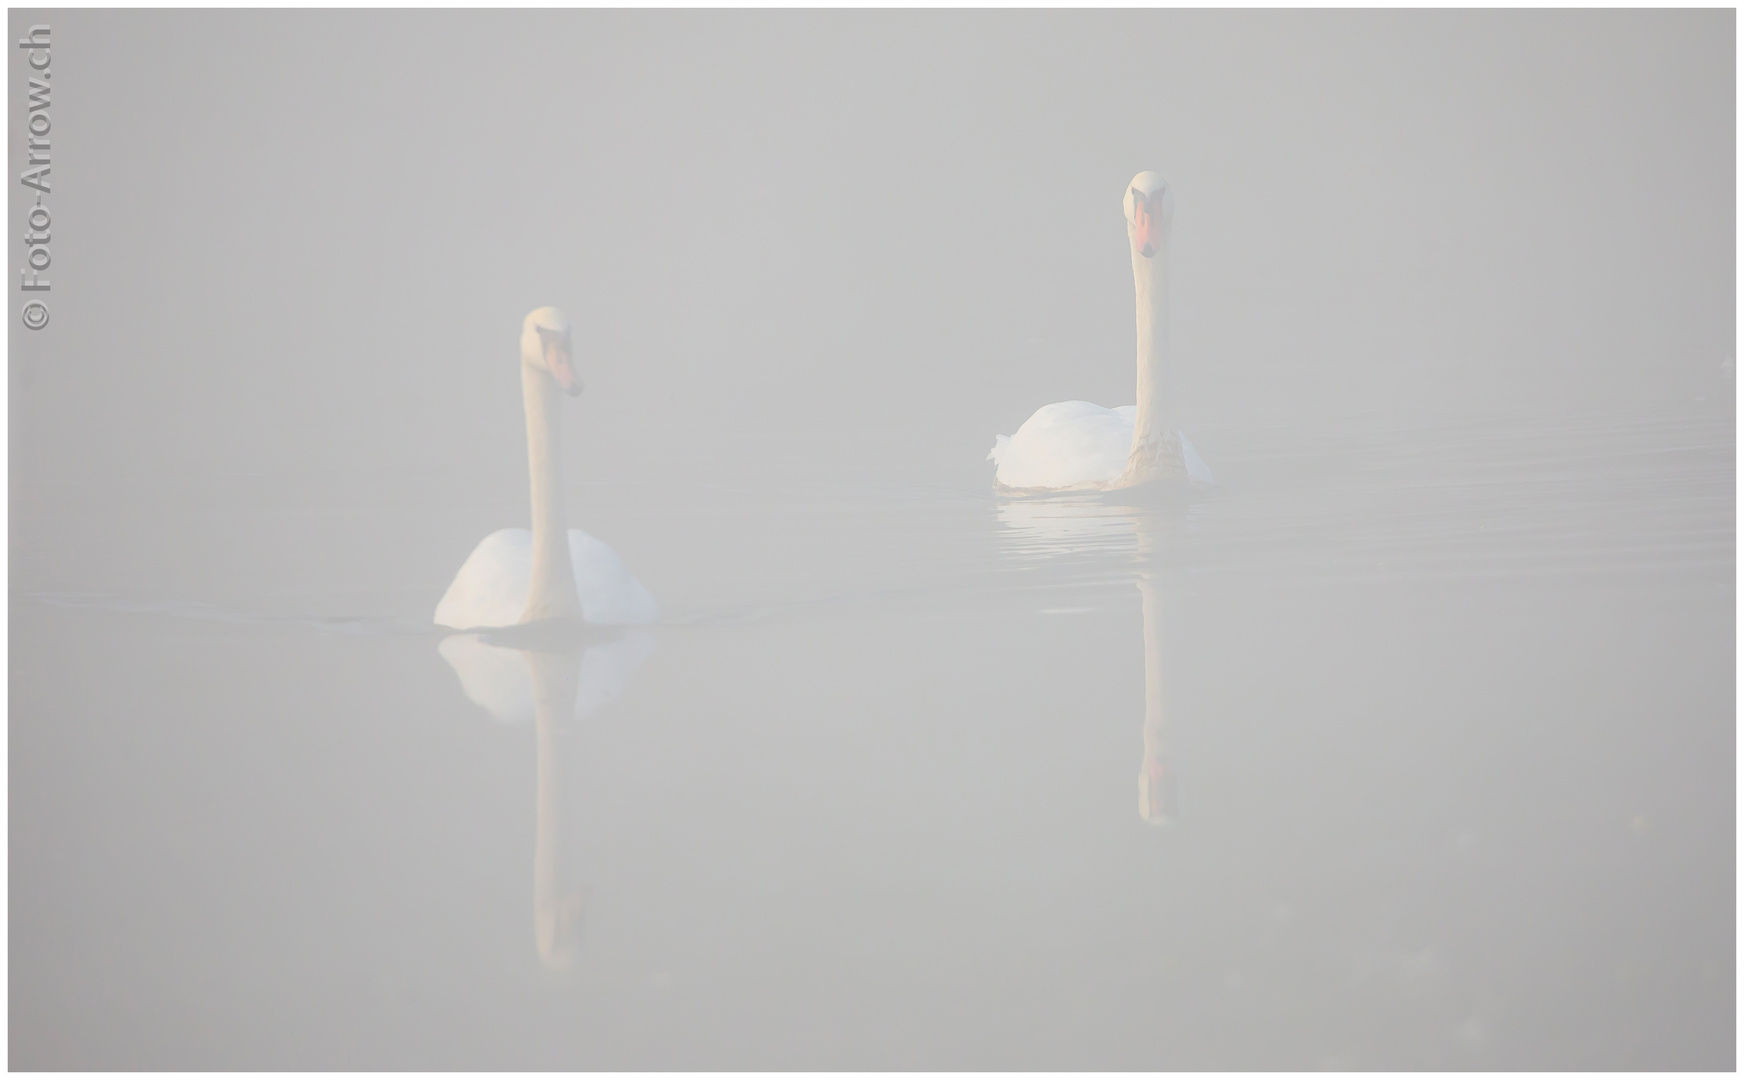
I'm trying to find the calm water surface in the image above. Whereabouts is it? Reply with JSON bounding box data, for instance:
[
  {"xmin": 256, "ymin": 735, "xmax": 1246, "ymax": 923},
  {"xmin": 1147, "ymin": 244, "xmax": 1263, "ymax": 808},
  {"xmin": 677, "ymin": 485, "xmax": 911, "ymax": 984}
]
[{"xmin": 11, "ymin": 405, "xmax": 1734, "ymax": 1069}]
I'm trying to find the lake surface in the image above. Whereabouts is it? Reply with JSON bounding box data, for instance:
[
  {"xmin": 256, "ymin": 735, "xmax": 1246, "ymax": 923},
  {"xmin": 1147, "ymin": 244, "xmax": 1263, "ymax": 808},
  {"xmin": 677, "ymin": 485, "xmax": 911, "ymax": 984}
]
[{"xmin": 11, "ymin": 402, "xmax": 1733, "ymax": 1069}]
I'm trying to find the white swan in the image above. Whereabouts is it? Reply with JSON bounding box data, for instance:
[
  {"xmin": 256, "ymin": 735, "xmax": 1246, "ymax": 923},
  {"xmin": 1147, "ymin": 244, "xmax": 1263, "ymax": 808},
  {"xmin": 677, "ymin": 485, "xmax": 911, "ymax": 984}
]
[
  {"xmin": 990, "ymin": 171, "xmax": 1213, "ymax": 493},
  {"xmin": 434, "ymin": 307, "xmax": 659, "ymax": 630}
]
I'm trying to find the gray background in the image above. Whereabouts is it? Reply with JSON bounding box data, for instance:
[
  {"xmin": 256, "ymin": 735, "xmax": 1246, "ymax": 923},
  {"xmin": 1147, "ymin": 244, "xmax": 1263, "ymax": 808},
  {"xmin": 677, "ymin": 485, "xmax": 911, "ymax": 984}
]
[
  {"xmin": 9, "ymin": 9, "xmax": 1735, "ymax": 1069},
  {"xmin": 9, "ymin": 11, "xmax": 1734, "ymax": 505}
]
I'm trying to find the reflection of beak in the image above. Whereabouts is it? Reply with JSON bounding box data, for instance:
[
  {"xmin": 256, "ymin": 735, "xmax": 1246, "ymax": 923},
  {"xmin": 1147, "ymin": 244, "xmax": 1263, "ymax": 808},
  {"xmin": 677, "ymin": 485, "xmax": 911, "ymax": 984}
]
[
  {"xmin": 537, "ymin": 888, "xmax": 587, "ymax": 971},
  {"xmin": 1139, "ymin": 757, "xmax": 1176, "ymax": 826},
  {"xmin": 1134, "ymin": 209, "xmax": 1159, "ymax": 260},
  {"xmin": 545, "ymin": 340, "xmax": 582, "ymax": 396}
]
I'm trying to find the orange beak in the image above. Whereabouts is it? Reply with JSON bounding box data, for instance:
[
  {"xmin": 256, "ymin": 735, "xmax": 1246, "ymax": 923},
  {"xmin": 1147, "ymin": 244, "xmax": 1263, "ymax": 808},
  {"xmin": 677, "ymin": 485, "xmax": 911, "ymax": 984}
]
[
  {"xmin": 545, "ymin": 339, "xmax": 582, "ymax": 396},
  {"xmin": 1134, "ymin": 202, "xmax": 1159, "ymax": 260}
]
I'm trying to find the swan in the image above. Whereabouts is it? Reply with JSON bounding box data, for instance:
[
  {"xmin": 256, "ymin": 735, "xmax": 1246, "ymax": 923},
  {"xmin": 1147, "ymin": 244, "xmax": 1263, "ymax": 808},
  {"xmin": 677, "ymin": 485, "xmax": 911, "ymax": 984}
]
[
  {"xmin": 434, "ymin": 307, "xmax": 659, "ymax": 631},
  {"xmin": 990, "ymin": 171, "xmax": 1214, "ymax": 493}
]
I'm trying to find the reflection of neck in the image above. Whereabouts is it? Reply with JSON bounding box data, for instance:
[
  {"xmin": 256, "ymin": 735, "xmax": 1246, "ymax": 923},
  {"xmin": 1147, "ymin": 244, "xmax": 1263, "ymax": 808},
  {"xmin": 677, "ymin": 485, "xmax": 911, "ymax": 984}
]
[
  {"xmin": 1119, "ymin": 233, "xmax": 1185, "ymax": 486},
  {"xmin": 1137, "ymin": 519, "xmax": 1175, "ymax": 823},
  {"xmin": 528, "ymin": 647, "xmax": 585, "ymax": 968},
  {"xmin": 522, "ymin": 364, "xmax": 582, "ymax": 624}
]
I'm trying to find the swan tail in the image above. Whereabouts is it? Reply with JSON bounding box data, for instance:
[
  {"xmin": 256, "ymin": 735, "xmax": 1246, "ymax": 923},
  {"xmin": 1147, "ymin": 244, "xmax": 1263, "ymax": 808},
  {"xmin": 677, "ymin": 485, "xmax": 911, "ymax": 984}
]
[{"xmin": 988, "ymin": 433, "xmax": 1011, "ymax": 465}]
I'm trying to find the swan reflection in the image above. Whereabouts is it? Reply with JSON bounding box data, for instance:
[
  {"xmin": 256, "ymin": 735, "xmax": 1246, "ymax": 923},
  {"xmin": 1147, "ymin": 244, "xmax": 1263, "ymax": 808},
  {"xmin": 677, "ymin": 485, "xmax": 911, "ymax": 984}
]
[
  {"xmin": 437, "ymin": 628, "xmax": 654, "ymax": 726},
  {"xmin": 1135, "ymin": 531, "xmax": 1177, "ymax": 826},
  {"xmin": 438, "ymin": 625, "xmax": 655, "ymax": 970},
  {"xmin": 995, "ymin": 498, "xmax": 1184, "ymax": 825},
  {"xmin": 995, "ymin": 496, "xmax": 1144, "ymax": 561}
]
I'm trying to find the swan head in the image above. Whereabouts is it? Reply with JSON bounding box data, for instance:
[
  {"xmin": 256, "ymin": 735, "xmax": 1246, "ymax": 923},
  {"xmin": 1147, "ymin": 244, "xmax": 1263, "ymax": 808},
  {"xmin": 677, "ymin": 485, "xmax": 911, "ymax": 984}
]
[
  {"xmin": 1123, "ymin": 171, "xmax": 1174, "ymax": 260},
  {"xmin": 521, "ymin": 306, "xmax": 581, "ymax": 396}
]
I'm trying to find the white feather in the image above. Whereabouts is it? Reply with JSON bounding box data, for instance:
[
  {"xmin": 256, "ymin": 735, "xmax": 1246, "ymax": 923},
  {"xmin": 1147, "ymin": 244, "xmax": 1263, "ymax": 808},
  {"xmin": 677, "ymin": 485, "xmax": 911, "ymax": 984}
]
[
  {"xmin": 991, "ymin": 401, "xmax": 1212, "ymax": 490},
  {"xmin": 433, "ymin": 527, "xmax": 659, "ymax": 631}
]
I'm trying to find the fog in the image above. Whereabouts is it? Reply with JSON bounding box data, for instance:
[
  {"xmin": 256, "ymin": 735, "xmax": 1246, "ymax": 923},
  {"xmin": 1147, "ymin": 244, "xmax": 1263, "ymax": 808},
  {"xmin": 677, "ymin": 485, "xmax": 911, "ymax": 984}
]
[{"xmin": 9, "ymin": 9, "xmax": 1734, "ymax": 1069}]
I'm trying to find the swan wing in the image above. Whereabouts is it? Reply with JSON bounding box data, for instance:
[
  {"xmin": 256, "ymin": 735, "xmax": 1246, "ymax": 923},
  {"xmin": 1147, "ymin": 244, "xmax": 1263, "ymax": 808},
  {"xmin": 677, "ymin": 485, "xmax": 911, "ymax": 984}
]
[
  {"xmin": 569, "ymin": 530, "xmax": 661, "ymax": 626},
  {"xmin": 993, "ymin": 401, "xmax": 1134, "ymax": 489},
  {"xmin": 434, "ymin": 528, "xmax": 533, "ymax": 629}
]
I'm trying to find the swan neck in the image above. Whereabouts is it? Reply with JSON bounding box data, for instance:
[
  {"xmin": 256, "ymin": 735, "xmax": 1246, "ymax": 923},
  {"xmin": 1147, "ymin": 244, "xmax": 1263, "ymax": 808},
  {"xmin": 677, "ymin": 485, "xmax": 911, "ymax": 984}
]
[
  {"xmin": 522, "ymin": 364, "xmax": 582, "ymax": 623},
  {"xmin": 1132, "ymin": 240, "xmax": 1173, "ymax": 445}
]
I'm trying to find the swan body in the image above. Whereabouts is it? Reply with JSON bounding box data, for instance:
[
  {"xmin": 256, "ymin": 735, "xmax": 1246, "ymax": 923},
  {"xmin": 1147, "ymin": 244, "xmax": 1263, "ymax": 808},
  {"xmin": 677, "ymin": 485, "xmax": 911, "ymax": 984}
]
[
  {"xmin": 991, "ymin": 171, "xmax": 1212, "ymax": 494},
  {"xmin": 988, "ymin": 401, "xmax": 1212, "ymax": 491},
  {"xmin": 435, "ymin": 528, "xmax": 659, "ymax": 631}
]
